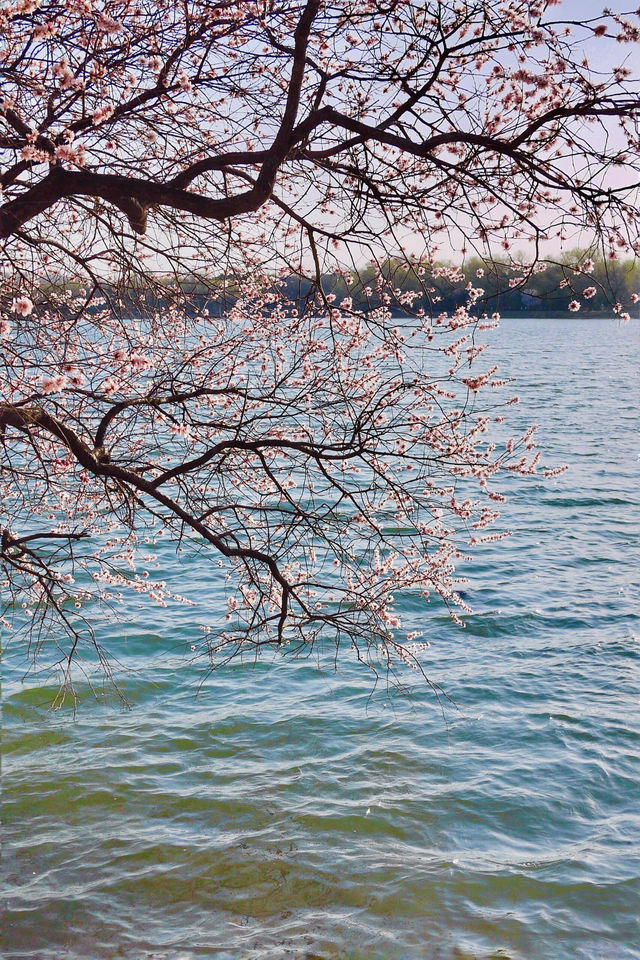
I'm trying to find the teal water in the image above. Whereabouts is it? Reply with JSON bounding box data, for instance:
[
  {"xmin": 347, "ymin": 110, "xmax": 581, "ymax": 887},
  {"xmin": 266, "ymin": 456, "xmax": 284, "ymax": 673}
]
[{"xmin": 3, "ymin": 317, "xmax": 639, "ymax": 960}]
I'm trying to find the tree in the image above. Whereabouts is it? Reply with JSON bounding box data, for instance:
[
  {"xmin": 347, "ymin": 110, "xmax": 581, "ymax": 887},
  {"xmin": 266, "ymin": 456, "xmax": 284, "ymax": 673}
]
[{"xmin": 1, "ymin": 0, "xmax": 638, "ymax": 694}]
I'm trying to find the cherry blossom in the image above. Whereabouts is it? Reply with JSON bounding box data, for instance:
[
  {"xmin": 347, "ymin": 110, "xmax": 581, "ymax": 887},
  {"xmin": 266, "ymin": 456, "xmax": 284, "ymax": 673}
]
[{"xmin": 11, "ymin": 296, "xmax": 33, "ymax": 316}]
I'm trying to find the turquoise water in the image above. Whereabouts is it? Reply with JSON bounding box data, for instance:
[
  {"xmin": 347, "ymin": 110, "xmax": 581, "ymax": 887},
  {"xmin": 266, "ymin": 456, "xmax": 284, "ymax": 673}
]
[{"xmin": 3, "ymin": 316, "xmax": 639, "ymax": 960}]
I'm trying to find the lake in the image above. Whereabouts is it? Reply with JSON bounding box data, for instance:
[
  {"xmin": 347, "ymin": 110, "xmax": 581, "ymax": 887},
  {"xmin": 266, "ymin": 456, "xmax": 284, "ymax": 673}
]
[{"xmin": 3, "ymin": 316, "xmax": 639, "ymax": 960}]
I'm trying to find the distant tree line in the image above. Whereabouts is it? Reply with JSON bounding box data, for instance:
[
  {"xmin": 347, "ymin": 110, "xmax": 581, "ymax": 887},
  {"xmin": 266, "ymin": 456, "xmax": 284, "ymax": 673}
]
[
  {"xmin": 168, "ymin": 253, "xmax": 640, "ymax": 318},
  {"xmin": 281, "ymin": 255, "xmax": 640, "ymax": 317},
  {"xmin": 41, "ymin": 253, "xmax": 639, "ymax": 320}
]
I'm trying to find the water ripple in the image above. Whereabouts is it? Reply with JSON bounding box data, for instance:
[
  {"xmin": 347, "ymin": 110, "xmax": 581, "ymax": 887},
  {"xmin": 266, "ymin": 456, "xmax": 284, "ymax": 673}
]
[{"xmin": 3, "ymin": 318, "xmax": 640, "ymax": 960}]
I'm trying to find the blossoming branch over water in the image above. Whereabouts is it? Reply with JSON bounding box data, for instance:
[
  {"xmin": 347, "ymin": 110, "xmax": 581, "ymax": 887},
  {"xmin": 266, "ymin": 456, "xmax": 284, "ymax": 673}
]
[{"xmin": 1, "ymin": 0, "xmax": 638, "ymax": 694}]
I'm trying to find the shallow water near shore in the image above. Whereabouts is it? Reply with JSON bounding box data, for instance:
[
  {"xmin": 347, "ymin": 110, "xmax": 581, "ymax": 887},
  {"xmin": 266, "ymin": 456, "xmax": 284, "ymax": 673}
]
[{"xmin": 3, "ymin": 316, "xmax": 640, "ymax": 960}]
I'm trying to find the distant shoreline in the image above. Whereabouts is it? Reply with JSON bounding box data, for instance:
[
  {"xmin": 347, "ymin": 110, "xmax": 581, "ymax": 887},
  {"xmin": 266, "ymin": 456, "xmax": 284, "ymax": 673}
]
[{"xmin": 491, "ymin": 311, "xmax": 635, "ymax": 320}]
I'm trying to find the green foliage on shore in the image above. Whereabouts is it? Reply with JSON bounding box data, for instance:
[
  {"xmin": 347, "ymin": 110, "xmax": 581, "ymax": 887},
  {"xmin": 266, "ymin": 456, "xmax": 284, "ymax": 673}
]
[
  {"xmin": 50, "ymin": 253, "xmax": 639, "ymax": 318},
  {"xmin": 280, "ymin": 253, "xmax": 640, "ymax": 317}
]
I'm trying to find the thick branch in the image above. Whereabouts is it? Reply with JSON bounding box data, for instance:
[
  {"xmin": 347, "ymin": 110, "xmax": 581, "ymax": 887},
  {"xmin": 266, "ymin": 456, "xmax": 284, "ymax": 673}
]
[{"xmin": 0, "ymin": 0, "xmax": 322, "ymax": 238}]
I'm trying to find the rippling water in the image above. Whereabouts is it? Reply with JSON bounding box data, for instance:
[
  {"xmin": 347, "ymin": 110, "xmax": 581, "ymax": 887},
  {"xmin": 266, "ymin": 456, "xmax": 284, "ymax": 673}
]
[{"xmin": 3, "ymin": 317, "xmax": 639, "ymax": 960}]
